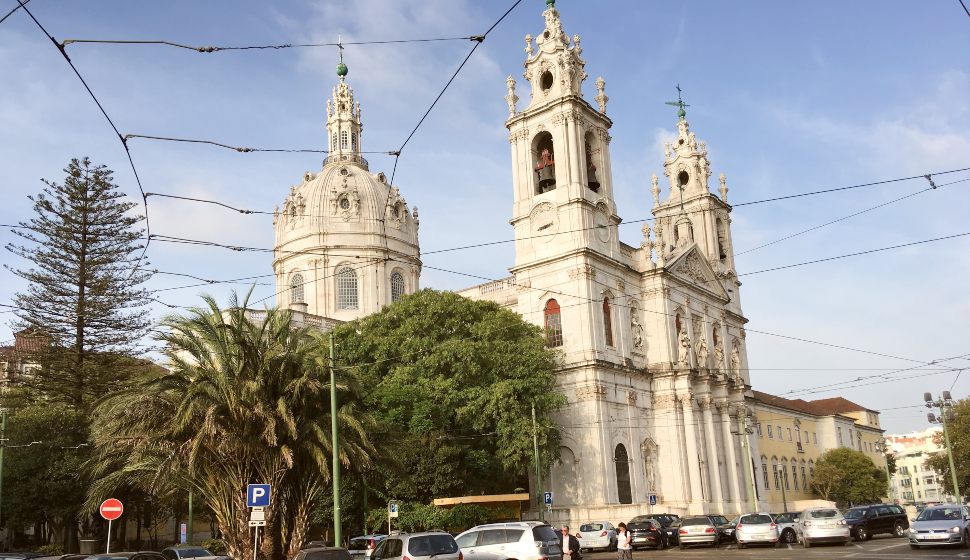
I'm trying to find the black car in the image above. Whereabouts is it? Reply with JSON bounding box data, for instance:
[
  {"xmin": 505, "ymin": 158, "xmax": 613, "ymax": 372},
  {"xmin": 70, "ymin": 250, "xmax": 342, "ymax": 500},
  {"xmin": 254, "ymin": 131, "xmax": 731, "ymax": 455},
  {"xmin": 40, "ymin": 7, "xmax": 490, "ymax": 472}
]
[
  {"xmin": 627, "ymin": 516, "xmax": 667, "ymax": 549},
  {"xmin": 706, "ymin": 515, "xmax": 733, "ymax": 542},
  {"xmin": 628, "ymin": 514, "xmax": 680, "ymax": 547},
  {"xmin": 844, "ymin": 504, "xmax": 909, "ymax": 541}
]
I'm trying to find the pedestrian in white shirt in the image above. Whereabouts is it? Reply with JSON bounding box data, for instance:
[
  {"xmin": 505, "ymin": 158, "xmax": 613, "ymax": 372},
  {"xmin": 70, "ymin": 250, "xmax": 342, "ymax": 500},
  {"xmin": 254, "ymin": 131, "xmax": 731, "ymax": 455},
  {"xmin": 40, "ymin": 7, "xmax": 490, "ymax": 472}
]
[{"xmin": 616, "ymin": 522, "xmax": 632, "ymax": 560}]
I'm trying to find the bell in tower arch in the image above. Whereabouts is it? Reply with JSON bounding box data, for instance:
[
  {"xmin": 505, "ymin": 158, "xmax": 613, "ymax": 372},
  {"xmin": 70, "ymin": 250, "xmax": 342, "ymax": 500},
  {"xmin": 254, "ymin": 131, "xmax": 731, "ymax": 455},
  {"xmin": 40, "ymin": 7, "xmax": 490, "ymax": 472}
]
[
  {"xmin": 535, "ymin": 147, "xmax": 556, "ymax": 194},
  {"xmin": 585, "ymin": 139, "xmax": 599, "ymax": 192}
]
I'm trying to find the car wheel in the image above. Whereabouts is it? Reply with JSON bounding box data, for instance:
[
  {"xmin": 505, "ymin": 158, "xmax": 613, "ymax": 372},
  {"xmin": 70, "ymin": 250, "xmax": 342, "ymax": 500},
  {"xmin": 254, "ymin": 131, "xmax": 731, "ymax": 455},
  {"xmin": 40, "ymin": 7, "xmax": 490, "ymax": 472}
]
[
  {"xmin": 855, "ymin": 526, "xmax": 867, "ymax": 542},
  {"xmin": 963, "ymin": 531, "xmax": 970, "ymax": 549},
  {"xmin": 782, "ymin": 528, "xmax": 796, "ymax": 544},
  {"xmin": 893, "ymin": 522, "xmax": 906, "ymax": 537},
  {"xmin": 910, "ymin": 544, "xmax": 920, "ymax": 550}
]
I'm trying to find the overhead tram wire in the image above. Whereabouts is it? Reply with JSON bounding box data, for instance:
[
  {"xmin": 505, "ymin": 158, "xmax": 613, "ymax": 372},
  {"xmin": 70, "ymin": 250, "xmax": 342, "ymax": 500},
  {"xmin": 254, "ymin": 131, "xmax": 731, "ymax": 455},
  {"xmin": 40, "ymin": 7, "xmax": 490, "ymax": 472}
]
[
  {"xmin": 15, "ymin": 0, "xmax": 152, "ymax": 276},
  {"xmin": 735, "ymin": 175, "xmax": 970, "ymax": 257},
  {"xmin": 960, "ymin": 0, "xmax": 970, "ymax": 20},
  {"xmin": 59, "ymin": 35, "xmax": 480, "ymax": 53},
  {"xmin": 0, "ymin": 0, "xmax": 30, "ymax": 26}
]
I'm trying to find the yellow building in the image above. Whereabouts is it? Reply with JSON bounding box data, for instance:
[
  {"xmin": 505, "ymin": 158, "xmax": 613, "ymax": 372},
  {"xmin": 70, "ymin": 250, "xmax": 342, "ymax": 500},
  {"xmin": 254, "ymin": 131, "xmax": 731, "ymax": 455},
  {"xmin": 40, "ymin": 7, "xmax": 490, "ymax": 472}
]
[{"xmin": 750, "ymin": 392, "xmax": 886, "ymax": 512}]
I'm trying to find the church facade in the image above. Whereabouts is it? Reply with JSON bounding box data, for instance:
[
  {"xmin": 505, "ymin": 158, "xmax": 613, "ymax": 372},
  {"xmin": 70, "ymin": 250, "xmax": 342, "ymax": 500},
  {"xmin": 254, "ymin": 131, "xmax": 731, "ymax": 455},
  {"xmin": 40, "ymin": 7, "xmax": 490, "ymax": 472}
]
[
  {"xmin": 457, "ymin": 1, "xmax": 762, "ymax": 520},
  {"xmin": 270, "ymin": 0, "xmax": 886, "ymax": 523}
]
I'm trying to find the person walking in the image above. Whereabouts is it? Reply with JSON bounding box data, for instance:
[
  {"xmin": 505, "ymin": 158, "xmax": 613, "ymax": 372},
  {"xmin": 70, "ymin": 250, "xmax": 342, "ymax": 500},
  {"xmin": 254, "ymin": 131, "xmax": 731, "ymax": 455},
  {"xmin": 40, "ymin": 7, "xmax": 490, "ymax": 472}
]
[
  {"xmin": 616, "ymin": 522, "xmax": 632, "ymax": 560},
  {"xmin": 561, "ymin": 526, "xmax": 581, "ymax": 560}
]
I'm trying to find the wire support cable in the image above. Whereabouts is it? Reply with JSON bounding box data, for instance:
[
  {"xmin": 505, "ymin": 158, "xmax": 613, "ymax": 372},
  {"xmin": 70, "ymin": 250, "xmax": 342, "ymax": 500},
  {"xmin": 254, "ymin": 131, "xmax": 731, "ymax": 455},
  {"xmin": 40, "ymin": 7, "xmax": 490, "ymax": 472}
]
[
  {"xmin": 14, "ymin": 0, "xmax": 152, "ymax": 275},
  {"xmin": 59, "ymin": 35, "xmax": 482, "ymax": 53},
  {"xmin": 0, "ymin": 0, "xmax": 30, "ymax": 26}
]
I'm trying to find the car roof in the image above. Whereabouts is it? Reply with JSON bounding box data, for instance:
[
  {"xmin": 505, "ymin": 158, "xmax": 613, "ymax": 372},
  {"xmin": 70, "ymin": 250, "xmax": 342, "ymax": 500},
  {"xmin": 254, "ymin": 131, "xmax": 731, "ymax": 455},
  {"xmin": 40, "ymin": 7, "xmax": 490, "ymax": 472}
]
[{"xmin": 469, "ymin": 522, "xmax": 547, "ymax": 529}]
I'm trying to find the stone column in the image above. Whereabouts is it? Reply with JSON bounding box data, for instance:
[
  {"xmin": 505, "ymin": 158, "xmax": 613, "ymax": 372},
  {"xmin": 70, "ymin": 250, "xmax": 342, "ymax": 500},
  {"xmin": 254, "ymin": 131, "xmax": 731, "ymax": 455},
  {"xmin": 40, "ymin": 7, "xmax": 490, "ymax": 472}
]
[
  {"xmin": 565, "ymin": 114, "xmax": 582, "ymax": 187},
  {"xmin": 699, "ymin": 396, "xmax": 723, "ymax": 509},
  {"xmin": 679, "ymin": 392, "xmax": 703, "ymax": 506},
  {"xmin": 719, "ymin": 400, "xmax": 741, "ymax": 508}
]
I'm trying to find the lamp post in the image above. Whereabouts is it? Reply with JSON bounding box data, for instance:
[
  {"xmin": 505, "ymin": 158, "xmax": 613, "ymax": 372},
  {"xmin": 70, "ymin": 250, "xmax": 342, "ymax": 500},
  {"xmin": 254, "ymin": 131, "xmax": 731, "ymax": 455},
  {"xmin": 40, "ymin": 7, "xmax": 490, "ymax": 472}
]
[
  {"xmin": 924, "ymin": 391, "xmax": 961, "ymax": 502},
  {"xmin": 732, "ymin": 408, "xmax": 759, "ymax": 512},
  {"xmin": 330, "ymin": 332, "xmax": 342, "ymax": 546},
  {"xmin": 874, "ymin": 438, "xmax": 892, "ymax": 498}
]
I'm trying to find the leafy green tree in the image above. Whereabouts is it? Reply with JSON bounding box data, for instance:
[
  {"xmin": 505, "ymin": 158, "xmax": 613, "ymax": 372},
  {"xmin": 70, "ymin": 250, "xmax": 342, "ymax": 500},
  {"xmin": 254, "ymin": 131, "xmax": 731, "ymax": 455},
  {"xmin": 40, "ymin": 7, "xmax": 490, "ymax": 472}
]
[
  {"xmin": 925, "ymin": 398, "xmax": 970, "ymax": 501},
  {"xmin": 5, "ymin": 157, "xmax": 151, "ymax": 411},
  {"xmin": 810, "ymin": 447, "xmax": 887, "ymax": 506},
  {"xmin": 88, "ymin": 291, "xmax": 375, "ymax": 560},
  {"xmin": 2, "ymin": 403, "xmax": 89, "ymax": 547},
  {"xmin": 331, "ymin": 289, "xmax": 565, "ymax": 505}
]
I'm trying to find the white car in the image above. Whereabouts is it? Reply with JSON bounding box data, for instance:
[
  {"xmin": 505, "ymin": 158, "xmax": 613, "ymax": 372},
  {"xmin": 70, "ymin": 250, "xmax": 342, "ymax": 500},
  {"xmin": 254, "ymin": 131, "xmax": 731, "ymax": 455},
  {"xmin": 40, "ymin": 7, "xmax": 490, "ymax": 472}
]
[
  {"xmin": 908, "ymin": 504, "xmax": 970, "ymax": 549},
  {"xmin": 796, "ymin": 507, "xmax": 850, "ymax": 548},
  {"xmin": 734, "ymin": 512, "xmax": 779, "ymax": 549},
  {"xmin": 577, "ymin": 521, "xmax": 617, "ymax": 551}
]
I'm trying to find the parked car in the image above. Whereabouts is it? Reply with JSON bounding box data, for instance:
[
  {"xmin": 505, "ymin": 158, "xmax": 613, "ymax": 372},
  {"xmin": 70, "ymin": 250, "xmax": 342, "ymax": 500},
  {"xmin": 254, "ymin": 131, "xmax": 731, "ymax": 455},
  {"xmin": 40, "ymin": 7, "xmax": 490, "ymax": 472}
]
[
  {"xmin": 843, "ymin": 504, "xmax": 909, "ymax": 541},
  {"xmin": 706, "ymin": 515, "xmax": 732, "ymax": 543},
  {"xmin": 293, "ymin": 548, "xmax": 352, "ymax": 560},
  {"xmin": 795, "ymin": 507, "xmax": 850, "ymax": 548},
  {"xmin": 162, "ymin": 548, "xmax": 226, "ymax": 560},
  {"xmin": 348, "ymin": 535, "xmax": 388, "ymax": 560},
  {"xmin": 576, "ymin": 521, "xmax": 616, "ymax": 551},
  {"xmin": 734, "ymin": 512, "xmax": 779, "ymax": 549},
  {"xmin": 372, "ymin": 533, "xmax": 461, "ymax": 560},
  {"xmin": 629, "ymin": 513, "xmax": 680, "ymax": 546},
  {"xmin": 676, "ymin": 516, "xmax": 719, "ymax": 549},
  {"xmin": 908, "ymin": 503, "xmax": 970, "ymax": 549},
  {"xmin": 456, "ymin": 522, "xmax": 562, "ymax": 560},
  {"xmin": 772, "ymin": 512, "xmax": 801, "ymax": 544},
  {"xmin": 626, "ymin": 516, "xmax": 667, "ymax": 550},
  {"xmin": 719, "ymin": 517, "xmax": 738, "ymax": 543},
  {"xmin": 88, "ymin": 553, "xmax": 166, "ymax": 560}
]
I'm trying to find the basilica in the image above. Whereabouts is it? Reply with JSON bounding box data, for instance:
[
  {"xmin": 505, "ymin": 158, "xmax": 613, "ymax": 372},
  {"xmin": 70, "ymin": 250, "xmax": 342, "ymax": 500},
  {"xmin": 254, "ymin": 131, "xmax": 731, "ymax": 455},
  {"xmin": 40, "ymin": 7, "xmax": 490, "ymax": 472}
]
[{"xmin": 271, "ymin": 0, "xmax": 886, "ymax": 522}]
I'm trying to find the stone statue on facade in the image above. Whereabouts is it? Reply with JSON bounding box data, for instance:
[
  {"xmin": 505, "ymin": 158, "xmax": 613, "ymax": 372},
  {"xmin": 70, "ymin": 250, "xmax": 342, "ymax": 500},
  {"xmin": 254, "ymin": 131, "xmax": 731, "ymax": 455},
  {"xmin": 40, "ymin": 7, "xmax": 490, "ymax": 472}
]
[
  {"xmin": 677, "ymin": 328, "xmax": 691, "ymax": 366},
  {"xmin": 631, "ymin": 312, "xmax": 644, "ymax": 349},
  {"xmin": 730, "ymin": 342, "xmax": 742, "ymax": 382},
  {"xmin": 713, "ymin": 339, "xmax": 725, "ymax": 370},
  {"xmin": 505, "ymin": 75, "xmax": 518, "ymax": 116},
  {"xmin": 695, "ymin": 335, "xmax": 708, "ymax": 369}
]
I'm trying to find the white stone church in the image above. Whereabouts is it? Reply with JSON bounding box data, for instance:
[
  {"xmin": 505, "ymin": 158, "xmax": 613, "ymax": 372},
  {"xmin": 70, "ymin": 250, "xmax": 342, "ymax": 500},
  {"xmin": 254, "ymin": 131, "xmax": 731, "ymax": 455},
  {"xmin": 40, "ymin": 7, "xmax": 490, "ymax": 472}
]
[{"xmin": 270, "ymin": 1, "xmax": 831, "ymax": 521}]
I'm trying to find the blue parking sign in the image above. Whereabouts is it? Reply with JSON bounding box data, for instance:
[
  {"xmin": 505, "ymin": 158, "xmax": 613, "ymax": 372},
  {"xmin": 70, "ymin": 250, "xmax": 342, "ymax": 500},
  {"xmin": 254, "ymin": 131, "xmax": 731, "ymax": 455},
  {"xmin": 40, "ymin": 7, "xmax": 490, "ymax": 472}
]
[
  {"xmin": 247, "ymin": 484, "xmax": 271, "ymax": 507},
  {"xmin": 543, "ymin": 491, "xmax": 553, "ymax": 505},
  {"xmin": 648, "ymin": 494, "xmax": 657, "ymax": 506}
]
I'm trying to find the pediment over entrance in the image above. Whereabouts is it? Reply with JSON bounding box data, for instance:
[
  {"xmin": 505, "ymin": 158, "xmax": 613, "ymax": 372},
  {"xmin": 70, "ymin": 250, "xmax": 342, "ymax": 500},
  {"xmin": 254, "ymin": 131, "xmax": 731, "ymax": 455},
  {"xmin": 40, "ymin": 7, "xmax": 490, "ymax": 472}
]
[{"xmin": 665, "ymin": 245, "xmax": 729, "ymax": 301}]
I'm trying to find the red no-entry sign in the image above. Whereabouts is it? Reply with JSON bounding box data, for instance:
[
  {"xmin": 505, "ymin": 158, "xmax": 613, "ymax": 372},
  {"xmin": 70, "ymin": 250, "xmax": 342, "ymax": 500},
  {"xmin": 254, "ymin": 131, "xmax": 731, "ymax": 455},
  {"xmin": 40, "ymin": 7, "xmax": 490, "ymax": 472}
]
[{"xmin": 100, "ymin": 498, "xmax": 124, "ymax": 521}]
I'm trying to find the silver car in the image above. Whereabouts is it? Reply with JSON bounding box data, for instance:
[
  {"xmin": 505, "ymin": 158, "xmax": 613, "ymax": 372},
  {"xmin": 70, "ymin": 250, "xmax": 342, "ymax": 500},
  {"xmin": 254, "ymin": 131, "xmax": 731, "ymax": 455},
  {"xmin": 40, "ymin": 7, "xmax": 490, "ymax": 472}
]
[
  {"xmin": 796, "ymin": 507, "xmax": 850, "ymax": 547},
  {"xmin": 908, "ymin": 504, "xmax": 970, "ymax": 549},
  {"xmin": 676, "ymin": 516, "xmax": 718, "ymax": 549},
  {"xmin": 456, "ymin": 522, "xmax": 563, "ymax": 560},
  {"xmin": 734, "ymin": 513, "xmax": 779, "ymax": 549},
  {"xmin": 772, "ymin": 511, "xmax": 801, "ymax": 544},
  {"xmin": 372, "ymin": 532, "xmax": 461, "ymax": 560},
  {"xmin": 577, "ymin": 521, "xmax": 616, "ymax": 551}
]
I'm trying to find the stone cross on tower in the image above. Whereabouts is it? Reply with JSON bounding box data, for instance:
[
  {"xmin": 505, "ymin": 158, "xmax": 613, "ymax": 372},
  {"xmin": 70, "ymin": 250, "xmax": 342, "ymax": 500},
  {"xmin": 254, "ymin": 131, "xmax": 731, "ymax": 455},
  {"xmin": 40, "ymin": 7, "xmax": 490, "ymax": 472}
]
[{"xmin": 664, "ymin": 84, "xmax": 690, "ymax": 120}]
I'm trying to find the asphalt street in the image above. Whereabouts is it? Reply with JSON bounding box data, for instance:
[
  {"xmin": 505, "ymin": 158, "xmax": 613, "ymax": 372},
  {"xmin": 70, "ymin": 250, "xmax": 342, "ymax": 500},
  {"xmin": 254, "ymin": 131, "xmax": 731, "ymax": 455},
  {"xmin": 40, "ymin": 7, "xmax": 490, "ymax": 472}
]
[{"xmin": 583, "ymin": 534, "xmax": 970, "ymax": 559}]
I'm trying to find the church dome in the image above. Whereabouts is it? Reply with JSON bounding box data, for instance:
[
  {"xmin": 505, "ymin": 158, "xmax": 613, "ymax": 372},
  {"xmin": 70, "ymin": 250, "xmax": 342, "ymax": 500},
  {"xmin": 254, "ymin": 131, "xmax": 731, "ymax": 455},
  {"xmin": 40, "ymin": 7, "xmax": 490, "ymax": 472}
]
[{"xmin": 272, "ymin": 69, "xmax": 421, "ymax": 320}]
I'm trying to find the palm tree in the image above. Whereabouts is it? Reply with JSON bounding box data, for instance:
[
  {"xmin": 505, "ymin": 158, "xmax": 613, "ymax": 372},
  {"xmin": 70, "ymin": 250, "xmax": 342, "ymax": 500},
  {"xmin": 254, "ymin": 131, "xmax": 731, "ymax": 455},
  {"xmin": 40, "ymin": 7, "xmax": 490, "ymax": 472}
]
[{"xmin": 89, "ymin": 290, "xmax": 375, "ymax": 560}]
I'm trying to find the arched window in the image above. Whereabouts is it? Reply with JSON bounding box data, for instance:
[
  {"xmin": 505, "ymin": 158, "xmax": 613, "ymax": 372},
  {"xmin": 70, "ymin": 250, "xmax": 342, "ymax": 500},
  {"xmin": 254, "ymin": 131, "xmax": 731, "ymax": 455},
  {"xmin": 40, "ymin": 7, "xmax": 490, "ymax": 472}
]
[
  {"xmin": 772, "ymin": 458, "xmax": 780, "ymax": 490},
  {"xmin": 352, "ymin": 132, "xmax": 358, "ymax": 151},
  {"xmin": 336, "ymin": 267, "xmax": 358, "ymax": 310},
  {"xmin": 761, "ymin": 458, "xmax": 769, "ymax": 490},
  {"xmin": 716, "ymin": 218, "xmax": 728, "ymax": 261},
  {"xmin": 584, "ymin": 132, "xmax": 599, "ymax": 192},
  {"xmin": 544, "ymin": 299, "xmax": 563, "ymax": 347},
  {"xmin": 332, "ymin": 132, "xmax": 337, "ymax": 151},
  {"xmin": 290, "ymin": 273, "xmax": 305, "ymax": 304},
  {"xmin": 533, "ymin": 132, "xmax": 556, "ymax": 194},
  {"xmin": 792, "ymin": 461, "xmax": 799, "ymax": 490},
  {"xmin": 800, "ymin": 461, "xmax": 807, "ymax": 490},
  {"xmin": 390, "ymin": 271, "xmax": 405, "ymax": 303},
  {"xmin": 603, "ymin": 297, "xmax": 614, "ymax": 347},
  {"xmin": 614, "ymin": 444, "xmax": 632, "ymax": 504},
  {"xmin": 340, "ymin": 130, "xmax": 349, "ymax": 149}
]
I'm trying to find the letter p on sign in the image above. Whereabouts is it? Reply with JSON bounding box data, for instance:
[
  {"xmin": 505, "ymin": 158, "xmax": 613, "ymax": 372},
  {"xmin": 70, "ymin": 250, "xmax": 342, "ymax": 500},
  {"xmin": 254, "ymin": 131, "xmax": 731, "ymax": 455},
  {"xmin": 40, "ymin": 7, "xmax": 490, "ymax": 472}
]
[{"xmin": 247, "ymin": 484, "xmax": 271, "ymax": 507}]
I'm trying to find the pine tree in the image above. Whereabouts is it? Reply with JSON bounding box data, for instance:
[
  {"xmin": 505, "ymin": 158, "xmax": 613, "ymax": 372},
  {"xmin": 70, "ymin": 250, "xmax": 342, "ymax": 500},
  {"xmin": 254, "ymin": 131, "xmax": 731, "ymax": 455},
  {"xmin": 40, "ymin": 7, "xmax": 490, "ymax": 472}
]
[{"xmin": 5, "ymin": 157, "xmax": 152, "ymax": 411}]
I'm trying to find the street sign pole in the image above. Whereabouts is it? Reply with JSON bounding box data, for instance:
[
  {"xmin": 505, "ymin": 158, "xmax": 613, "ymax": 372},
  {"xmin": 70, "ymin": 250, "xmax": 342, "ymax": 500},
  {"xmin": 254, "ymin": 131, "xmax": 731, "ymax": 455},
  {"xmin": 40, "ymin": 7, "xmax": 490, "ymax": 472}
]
[
  {"xmin": 253, "ymin": 525, "xmax": 259, "ymax": 560},
  {"xmin": 106, "ymin": 519, "xmax": 112, "ymax": 554},
  {"xmin": 99, "ymin": 499, "xmax": 124, "ymax": 554}
]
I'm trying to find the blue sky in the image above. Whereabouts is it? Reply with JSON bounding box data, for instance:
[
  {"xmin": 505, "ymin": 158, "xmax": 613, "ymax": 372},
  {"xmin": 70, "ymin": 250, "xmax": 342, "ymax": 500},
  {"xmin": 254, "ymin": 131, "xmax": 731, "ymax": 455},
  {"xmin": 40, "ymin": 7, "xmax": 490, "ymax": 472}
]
[{"xmin": 1, "ymin": 0, "xmax": 968, "ymax": 433}]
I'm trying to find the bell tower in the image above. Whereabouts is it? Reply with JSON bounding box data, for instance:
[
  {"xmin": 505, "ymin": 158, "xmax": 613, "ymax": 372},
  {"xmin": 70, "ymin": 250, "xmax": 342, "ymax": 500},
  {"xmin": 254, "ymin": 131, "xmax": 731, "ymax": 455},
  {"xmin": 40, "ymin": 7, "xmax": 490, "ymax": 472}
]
[
  {"xmin": 651, "ymin": 92, "xmax": 741, "ymax": 312},
  {"xmin": 505, "ymin": 0, "xmax": 619, "ymax": 269},
  {"xmin": 326, "ymin": 49, "xmax": 365, "ymax": 168}
]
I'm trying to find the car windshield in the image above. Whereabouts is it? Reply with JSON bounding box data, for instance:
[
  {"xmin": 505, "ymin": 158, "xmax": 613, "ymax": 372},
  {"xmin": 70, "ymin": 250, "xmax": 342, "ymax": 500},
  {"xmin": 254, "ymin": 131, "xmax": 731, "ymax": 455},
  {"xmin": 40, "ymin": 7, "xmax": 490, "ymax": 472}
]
[
  {"xmin": 808, "ymin": 509, "xmax": 840, "ymax": 519},
  {"xmin": 349, "ymin": 539, "xmax": 370, "ymax": 551},
  {"xmin": 408, "ymin": 535, "xmax": 458, "ymax": 557},
  {"xmin": 532, "ymin": 526, "xmax": 560, "ymax": 543},
  {"xmin": 681, "ymin": 517, "xmax": 712, "ymax": 526},
  {"xmin": 580, "ymin": 524, "xmax": 603, "ymax": 532},
  {"xmin": 844, "ymin": 508, "xmax": 866, "ymax": 520},
  {"xmin": 916, "ymin": 507, "xmax": 963, "ymax": 521},
  {"xmin": 740, "ymin": 514, "xmax": 773, "ymax": 524},
  {"xmin": 175, "ymin": 550, "xmax": 212, "ymax": 559}
]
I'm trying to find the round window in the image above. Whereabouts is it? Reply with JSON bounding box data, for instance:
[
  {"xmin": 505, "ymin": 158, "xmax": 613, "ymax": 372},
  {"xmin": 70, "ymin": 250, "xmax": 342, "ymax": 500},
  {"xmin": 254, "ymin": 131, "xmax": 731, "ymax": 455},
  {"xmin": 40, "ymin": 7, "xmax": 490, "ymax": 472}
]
[
  {"xmin": 540, "ymin": 71, "xmax": 554, "ymax": 91},
  {"xmin": 339, "ymin": 197, "xmax": 350, "ymax": 210},
  {"xmin": 678, "ymin": 171, "xmax": 690, "ymax": 186}
]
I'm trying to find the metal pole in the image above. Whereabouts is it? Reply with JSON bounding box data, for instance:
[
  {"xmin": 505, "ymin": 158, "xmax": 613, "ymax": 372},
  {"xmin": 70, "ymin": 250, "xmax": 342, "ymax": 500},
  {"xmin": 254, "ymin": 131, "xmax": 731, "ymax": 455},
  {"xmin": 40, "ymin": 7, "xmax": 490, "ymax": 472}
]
[
  {"xmin": 779, "ymin": 463, "xmax": 789, "ymax": 513},
  {"xmin": 738, "ymin": 413, "xmax": 758, "ymax": 512},
  {"xmin": 187, "ymin": 489, "xmax": 193, "ymax": 545},
  {"xmin": 330, "ymin": 332, "xmax": 342, "ymax": 546},
  {"xmin": 532, "ymin": 404, "xmax": 543, "ymax": 522},
  {"xmin": 0, "ymin": 410, "xmax": 6, "ymax": 536},
  {"xmin": 253, "ymin": 526, "xmax": 259, "ymax": 560},
  {"xmin": 106, "ymin": 519, "xmax": 112, "ymax": 554},
  {"xmin": 940, "ymin": 406, "xmax": 962, "ymax": 501}
]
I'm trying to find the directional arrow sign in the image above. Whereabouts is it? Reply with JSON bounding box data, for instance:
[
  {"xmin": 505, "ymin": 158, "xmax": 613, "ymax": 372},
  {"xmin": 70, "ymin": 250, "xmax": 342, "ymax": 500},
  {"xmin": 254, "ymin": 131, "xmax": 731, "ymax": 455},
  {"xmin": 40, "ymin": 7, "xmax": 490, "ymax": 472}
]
[{"xmin": 100, "ymin": 498, "xmax": 124, "ymax": 521}]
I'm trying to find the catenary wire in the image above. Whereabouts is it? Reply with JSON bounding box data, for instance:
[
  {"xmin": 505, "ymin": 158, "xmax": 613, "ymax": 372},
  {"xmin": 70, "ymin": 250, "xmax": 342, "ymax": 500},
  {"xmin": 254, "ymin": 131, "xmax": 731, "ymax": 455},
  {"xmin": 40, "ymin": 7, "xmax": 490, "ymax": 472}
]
[
  {"xmin": 0, "ymin": 0, "xmax": 29, "ymax": 26},
  {"xmin": 14, "ymin": 0, "xmax": 152, "ymax": 277},
  {"xmin": 959, "ymin": 0, "xmax": 970, "ymax": 20},
  {"xmin": 59, "ymin": 35, "xmax": 481, "ymax": 53}
]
